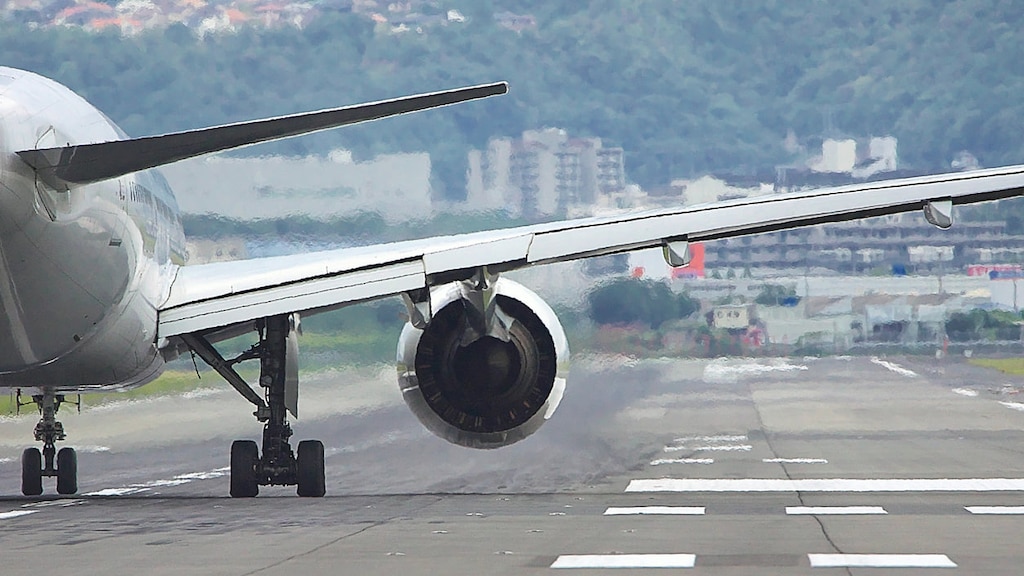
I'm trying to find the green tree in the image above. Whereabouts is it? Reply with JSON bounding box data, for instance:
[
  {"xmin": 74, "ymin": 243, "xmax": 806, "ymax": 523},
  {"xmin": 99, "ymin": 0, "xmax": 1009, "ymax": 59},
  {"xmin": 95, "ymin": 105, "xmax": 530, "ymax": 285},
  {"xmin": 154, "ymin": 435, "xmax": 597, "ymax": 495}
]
[
  {"xmin": 587, "ymin": 278, "xmax": 697, "ymax": 329},
  {"xmin": 754, "ymin": 284, "xmax": 798, "ymax": 306}
]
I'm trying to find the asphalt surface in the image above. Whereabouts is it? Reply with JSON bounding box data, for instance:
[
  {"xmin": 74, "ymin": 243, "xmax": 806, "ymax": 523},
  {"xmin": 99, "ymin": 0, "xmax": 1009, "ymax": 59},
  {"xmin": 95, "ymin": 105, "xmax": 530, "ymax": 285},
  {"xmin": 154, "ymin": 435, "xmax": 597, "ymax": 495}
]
[{"xmin": 2, "ymin": 354, "xmax": 1024, "ymax": 574}]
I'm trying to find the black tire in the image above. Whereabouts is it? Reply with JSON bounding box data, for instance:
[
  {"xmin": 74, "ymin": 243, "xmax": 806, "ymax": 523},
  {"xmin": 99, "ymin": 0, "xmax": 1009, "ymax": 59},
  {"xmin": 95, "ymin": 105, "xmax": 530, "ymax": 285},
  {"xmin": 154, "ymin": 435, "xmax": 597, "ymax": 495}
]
[
  {"xmin": 56, "ymin": 447, "xmax": 78, "ymax": 495},
  {"xmin": 230, "ymin": 440, "xmax": 259, "ymax": 498},
  {"xmin": 21, "ymin": 448, "xmax": 42, "ymax": 497},
  {"xmin": 296, "ymin": 440, "xmax": 325, "ymax": 498}
]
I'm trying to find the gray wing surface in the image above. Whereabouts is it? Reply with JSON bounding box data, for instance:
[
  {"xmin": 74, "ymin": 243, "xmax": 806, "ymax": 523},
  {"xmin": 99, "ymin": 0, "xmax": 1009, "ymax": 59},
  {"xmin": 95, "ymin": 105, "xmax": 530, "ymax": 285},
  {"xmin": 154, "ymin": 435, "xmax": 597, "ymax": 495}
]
[
  {"xmin": 157, "ymin": 164, "xmax": 1024, "ymax": 339},
  {"xmin": 17, "ymin": 82, "xmax": 507, "ymax": 187}
]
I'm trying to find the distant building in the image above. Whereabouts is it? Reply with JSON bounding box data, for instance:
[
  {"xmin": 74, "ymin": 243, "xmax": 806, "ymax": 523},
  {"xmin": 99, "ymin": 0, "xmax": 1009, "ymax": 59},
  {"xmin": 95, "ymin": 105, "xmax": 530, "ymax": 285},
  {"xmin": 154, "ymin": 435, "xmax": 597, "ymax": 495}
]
[
  {"xmin": 807, "ymin": 136, "xmax": 898, "ymax": 177},
  {"xmin": 813, "ymin": 138, "xmax": 857, "ymax": 173},
  {"xmin": 712, "ymin": 304, "xmax": 755, "ymax": 330},
  {"xmin": 162, "ymin": 151, "xmax": 432, "ymax": 223},
  {"xmin": 467, "ymin": 129, "xmax": 626, "ymax": 217}
]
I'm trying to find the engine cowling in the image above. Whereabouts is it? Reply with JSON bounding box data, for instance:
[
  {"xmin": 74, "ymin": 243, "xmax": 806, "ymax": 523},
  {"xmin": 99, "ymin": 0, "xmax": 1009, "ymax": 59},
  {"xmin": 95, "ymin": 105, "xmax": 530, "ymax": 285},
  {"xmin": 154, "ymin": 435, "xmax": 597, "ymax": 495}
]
[{"xmin": 397, "ymin": 278, "xmax": 569, "ymax": 449}]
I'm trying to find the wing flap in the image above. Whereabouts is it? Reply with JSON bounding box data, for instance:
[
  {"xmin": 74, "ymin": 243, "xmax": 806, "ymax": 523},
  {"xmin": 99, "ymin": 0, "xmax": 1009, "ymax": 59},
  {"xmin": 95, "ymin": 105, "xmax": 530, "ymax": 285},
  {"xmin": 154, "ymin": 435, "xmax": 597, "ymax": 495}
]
[
  {"xmin": 158, "ymin": 260, "xmax": 424, "ymax": 338},
  {"xmin": 17, "ymin": 82, "xmax": 507, "ymax": 186}
]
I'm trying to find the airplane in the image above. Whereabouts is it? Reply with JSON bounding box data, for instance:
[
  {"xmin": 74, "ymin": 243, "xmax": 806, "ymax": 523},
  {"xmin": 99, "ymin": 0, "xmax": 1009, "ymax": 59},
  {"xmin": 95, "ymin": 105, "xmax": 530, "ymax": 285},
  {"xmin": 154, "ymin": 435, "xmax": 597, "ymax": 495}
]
[{"xmin": 3, "ymin": 65, "xmax": 1024, "ymax": 498}]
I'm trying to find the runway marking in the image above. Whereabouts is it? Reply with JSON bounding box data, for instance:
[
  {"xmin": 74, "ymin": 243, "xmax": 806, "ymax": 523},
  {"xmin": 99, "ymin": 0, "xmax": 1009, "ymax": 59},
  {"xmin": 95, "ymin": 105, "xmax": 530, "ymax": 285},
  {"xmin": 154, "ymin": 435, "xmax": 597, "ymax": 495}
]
[
  {"xmin": 999, "ymin": 401, "xmax": 1024, "ymax": 412},
  {"xmin": 673, "ymin": 435, "xmax": 747, "ymax": 443},
  {"xmin": 83, "ymin": 466, "xmax": 233, "ymax": 497},
  {"xmin": 870, "ymin": 357, "xmax": 918, "ymax": 377},
  {"xmin": 763, "ymin": 458, "xmax": 828, "ymax": 464},
  {"xmin": 703, "ymin": 360, "xmax": 808, "ymax": 383},
  {"xmin": 808, "ymin": 554, "xmax": 956, "ymax": 568},
  {"xmin": 626, "ymin": 478, "xmax": 1024, "ymax": 492},
  {"xmin": 965, "ymin": 506, "xmax": 1024, "ymax": 514},
  {"xmin": 786, "ymin": 506, "xmax": 887, "ymax": 515},
  {"xmin": 952, "ymin": 388, "xmax": 979, "ymax": 397},
  {"xmin": 665, "ymin": 444, "xmax": 750, "ymax": 453},
  {"xmin": 694, "ymin": 444, "xmax": 751, "ymax": 451},
  {"xmin": 21, "ymin": 499, "xmax": 83, "ymax": 508},
  {"xmin": 651, "ymin": 458, "xmax": 714, "ymax": 465},
  {"xmin": 604, "ymin": 506, "xmax": 705, "ymax": 516},
  {"xmin": 83, "ymin": 487, "xmax": 150, "ymax": 497},
  {"xmin": 0, "ymin": 510, "xmax": 37, "ymax": 520},
  {"xmin": 551, "ymin": 554, "xmax": 695, "ymax": 569}
]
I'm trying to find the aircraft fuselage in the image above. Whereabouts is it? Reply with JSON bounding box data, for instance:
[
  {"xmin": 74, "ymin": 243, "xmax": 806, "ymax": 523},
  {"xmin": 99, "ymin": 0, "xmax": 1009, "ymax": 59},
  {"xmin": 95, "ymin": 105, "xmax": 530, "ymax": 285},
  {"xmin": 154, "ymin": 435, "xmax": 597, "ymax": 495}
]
[{"xmin": 0, "ymin": 67, "xmax": 184, "ymax": 391}]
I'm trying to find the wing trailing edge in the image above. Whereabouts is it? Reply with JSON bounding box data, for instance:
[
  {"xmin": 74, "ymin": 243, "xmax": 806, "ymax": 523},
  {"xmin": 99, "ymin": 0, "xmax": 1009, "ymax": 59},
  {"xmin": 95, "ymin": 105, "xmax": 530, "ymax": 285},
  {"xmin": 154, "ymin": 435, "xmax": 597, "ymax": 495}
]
[{"xmin": 16, "ymin": 81, "xmax": 508, "ymax": 186}]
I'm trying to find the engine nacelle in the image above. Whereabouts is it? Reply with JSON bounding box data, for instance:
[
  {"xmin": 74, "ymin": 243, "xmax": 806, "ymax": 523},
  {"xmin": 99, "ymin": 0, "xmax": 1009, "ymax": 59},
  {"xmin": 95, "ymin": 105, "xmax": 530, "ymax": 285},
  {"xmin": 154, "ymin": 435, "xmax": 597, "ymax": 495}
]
[{"xmin": 397, "ymin": 279, "xmax": 569, "ymax": 449}]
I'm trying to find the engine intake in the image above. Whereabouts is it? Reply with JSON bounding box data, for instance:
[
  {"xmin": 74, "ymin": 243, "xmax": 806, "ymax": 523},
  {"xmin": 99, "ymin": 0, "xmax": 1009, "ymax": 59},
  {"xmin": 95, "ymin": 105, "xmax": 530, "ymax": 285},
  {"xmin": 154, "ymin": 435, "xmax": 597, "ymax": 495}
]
[{"xmin": 397, "ymin": 279, "xmax": 569, "ymax": 449}]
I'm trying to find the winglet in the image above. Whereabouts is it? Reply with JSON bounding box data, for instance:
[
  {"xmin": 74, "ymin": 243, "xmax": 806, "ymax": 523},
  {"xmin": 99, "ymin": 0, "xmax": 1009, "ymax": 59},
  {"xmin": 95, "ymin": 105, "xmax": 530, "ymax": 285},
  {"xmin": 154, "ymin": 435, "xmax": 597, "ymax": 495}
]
[{"xmin": 17, "ymin": 81, "xmax": 508, "ymax": 186}]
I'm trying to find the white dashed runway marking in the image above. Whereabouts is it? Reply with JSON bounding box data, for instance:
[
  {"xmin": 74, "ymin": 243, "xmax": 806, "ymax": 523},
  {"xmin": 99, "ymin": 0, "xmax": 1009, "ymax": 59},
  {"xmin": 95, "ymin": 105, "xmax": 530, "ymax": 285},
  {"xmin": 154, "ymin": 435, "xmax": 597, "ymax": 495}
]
[
  {"xmin": 786, "ymin": 506, "xmax": 887, "ymax": 515},
  {"xmin": 0, "ymin": 510, "xmax": 37, "ymax": 520},
  {"xmin": 604, "ymin": 506, "xmax": 705, "ymax": 516},
  {"xmin": 965, "ymin": 506, "xmax": 1024, "ymax": 514},
  {"xmin": 808, "ymin": 554, "xmax": 956, "ymax": 568},
  {"xmin": 663, "ymin": 434, "xmax": 749, "ymax": 453},
  {"xmin": 551, "ymin": 554, "xmax": 695, "ymax": 569},
  {"xmin": 650, "ymin": 458, "xmax": 714, "ymax": 465},
  {"xmin": 626, "ymin": 478, "xmax": 1024, "ymax": 492},
  {"xmin": 952, "ymin": 388, "xmax": 979, "ymax": 397},
  {"xmin": 21, "ymin": 499, "xmax": 83, "ymax": 508},
  {"xmin": 763, "ymin": 458, "xmax": 828, "ymax": 464},
  {"xmin": 690, "ymin": 445, "xmax": 752, "ymax": 452},
  {"xmin": 673, "ymin": 435, "xmax": 747, "ymax": 443},
  {"xmin": 999, "ymin": 401, "xmax": 1024, "ymax": 412},
  {"xmin": 870, "ymin": 357, "xmax": 918, "ymax": 377},
  {"xmin": 82, "ymin": 466, "xmax": 231, "ymax": 497}
]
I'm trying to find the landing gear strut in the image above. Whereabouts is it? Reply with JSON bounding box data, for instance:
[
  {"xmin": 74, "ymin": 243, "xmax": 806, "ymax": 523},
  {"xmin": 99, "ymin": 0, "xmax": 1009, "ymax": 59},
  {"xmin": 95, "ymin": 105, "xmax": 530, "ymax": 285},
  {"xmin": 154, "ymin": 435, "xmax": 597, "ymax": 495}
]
[
  {"xmin": 183, "ymin": 314, "xmax": 325, "ymax": 498},
  {"xmin": 20, "ymin": 389, "xmax": 77, "ymax": 496}
]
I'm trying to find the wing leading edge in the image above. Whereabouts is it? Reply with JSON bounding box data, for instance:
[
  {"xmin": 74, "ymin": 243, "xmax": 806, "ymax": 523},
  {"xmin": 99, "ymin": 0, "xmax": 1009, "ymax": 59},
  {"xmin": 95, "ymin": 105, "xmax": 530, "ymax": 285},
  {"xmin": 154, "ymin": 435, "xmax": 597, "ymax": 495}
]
[{"xmin": 157, "ymin": 164, "xmax": 1024, "ymax": 340}]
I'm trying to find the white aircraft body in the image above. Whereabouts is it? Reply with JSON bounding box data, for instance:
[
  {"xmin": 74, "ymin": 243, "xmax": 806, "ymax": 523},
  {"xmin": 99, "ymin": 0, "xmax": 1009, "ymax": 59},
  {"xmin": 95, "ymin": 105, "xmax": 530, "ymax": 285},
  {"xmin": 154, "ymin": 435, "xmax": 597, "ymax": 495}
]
[{"xmin": 2, "ymin": 66, "xmax": 1024, "ymax": 498}]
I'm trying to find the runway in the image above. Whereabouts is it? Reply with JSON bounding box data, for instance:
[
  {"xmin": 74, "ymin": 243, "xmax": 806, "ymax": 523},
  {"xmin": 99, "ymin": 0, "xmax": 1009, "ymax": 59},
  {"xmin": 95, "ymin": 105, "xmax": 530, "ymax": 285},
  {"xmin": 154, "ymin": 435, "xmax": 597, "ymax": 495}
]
[{"xmin": 2, "ymin": 354, "xmax": 1024, "ymax": 574}]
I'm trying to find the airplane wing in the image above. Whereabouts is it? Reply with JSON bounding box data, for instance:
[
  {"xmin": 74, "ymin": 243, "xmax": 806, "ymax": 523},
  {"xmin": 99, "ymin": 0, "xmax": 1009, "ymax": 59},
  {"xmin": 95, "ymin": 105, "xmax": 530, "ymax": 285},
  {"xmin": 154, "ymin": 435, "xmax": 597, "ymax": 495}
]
[
  {"xmin": 17, "ymin": 82, "xmax": 507, "ymax": 188},
  {"xmin": 157, "ymin": 164, "xmax": 1024, "ymax": 340}
]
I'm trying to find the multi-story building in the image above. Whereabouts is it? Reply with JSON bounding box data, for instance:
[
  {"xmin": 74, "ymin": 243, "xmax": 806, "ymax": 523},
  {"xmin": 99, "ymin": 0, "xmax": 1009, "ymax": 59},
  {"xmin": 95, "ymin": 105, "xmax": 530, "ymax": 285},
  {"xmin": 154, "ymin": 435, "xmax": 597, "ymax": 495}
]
[{"xmin": 467, "ymin": 129, "xmax": 626, "ymax": 217}]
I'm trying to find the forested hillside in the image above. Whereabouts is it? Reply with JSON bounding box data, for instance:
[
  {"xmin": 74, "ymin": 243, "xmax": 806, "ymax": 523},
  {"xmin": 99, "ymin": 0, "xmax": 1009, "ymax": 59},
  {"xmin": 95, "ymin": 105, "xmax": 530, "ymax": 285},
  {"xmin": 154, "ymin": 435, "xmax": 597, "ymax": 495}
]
[{"xmin": 2, "ymin": 1, "xmax": 1023, "ymax": 199}]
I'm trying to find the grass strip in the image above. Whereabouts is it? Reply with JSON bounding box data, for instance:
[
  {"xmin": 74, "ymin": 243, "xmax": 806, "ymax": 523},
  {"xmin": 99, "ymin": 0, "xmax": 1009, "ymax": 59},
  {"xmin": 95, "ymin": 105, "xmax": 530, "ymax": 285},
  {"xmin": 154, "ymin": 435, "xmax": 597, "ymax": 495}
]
[{"xmin": 969, "ymin": 357, "xmax": 1024, "ymax": 376}]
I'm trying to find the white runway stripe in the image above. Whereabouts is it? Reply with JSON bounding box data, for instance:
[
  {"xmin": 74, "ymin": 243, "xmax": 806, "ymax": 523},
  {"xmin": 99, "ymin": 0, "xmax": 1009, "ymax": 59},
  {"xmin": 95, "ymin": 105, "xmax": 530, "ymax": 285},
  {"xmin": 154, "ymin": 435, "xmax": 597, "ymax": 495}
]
[
  {"xmin": 0, "ymin": 510, "xmax": 37, "ymax": 520},
  {"xmin": 673, "ymin": 435, "xmax": 747, "ymax": 443},
  {"xmin": 604, "ymin": 506, "xmax": 705, "ymax": 516},
  {"xmin": 999, "ymin": 401, "xmax": 1024, "ymax": 412},
  {"xmin": 808, "ymin": 554, "xmax": 956, "ymax": 568},
  {"xmin": 626, "ymin": 478, "xmax": 1024, "ymax": 492},
  {"xmin": 650, "ymin": 458, "xmax": 714, "ymax": 465},
  {"xmin": 952, "ymin": 388, "xmax": 979, "ymax": 397},
  {"xmin": 691, "ymin": 445, "xmax": 752, "ymax": 452},
  {"xmin": 870, "ymin": 357, "xmax": 918, "ymax": 377},
  {"xmin": 965, "ymin": 506, "xmax": 1024, "ymax": 514},
  {"xmin": 787, "ymin": 506, "xmax": 887, "ymax": 515},
  {"xmin": 763, "ymin": 458, "xmax": 828, "ymax": 464},
  {"xmin": 551, "ymin": 554, "xmax": 695, "ymax": 569}
]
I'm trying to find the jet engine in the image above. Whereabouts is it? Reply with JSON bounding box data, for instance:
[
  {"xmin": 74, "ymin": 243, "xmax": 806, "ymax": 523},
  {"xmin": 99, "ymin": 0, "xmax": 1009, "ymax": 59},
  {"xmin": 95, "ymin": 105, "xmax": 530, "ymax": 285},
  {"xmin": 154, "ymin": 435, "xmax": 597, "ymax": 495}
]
[{"xmin": 397, "ymin": 278, "xmax": 569, "ymax": 449}]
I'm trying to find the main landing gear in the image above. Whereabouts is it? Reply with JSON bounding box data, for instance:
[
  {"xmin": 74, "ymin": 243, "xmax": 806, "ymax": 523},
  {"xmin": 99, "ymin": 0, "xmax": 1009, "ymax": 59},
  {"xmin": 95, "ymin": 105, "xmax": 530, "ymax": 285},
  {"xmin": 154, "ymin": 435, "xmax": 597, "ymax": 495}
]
[
  {"xmin": 19, "ymin": 389, "xmax": 77, "ymax": 496},
  {"xmin": 183, "ymin": 314, "xmax": 325, "ymax": 498}
]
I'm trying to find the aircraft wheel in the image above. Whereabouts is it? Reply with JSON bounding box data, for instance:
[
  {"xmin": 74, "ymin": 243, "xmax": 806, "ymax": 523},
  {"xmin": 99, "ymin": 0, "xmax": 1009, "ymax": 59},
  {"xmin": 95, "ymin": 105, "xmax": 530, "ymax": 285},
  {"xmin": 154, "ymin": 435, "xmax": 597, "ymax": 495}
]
[
  {"xmin": 296, "ymin": 440, "xmax": 325, "ymax": 498},
  {"xmin": 230, "ymin": 440, "xmax": 259, "ymax": 498},
  {"xmin": 21, "ymin": 448, "xmax": 43, "ymax": 496},
  {"xmin": 56, "ymin": 447, "xmax": 78, "ymax": 495}
]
